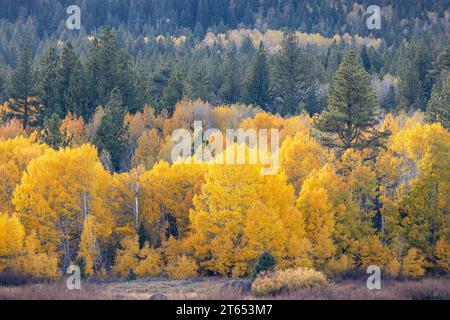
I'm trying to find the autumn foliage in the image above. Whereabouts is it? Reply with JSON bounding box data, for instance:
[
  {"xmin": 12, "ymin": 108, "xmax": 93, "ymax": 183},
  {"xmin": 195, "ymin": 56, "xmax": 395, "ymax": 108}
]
[{"xmin": 0, "ymin": 101, "xmax": 448, "ymax": 280}]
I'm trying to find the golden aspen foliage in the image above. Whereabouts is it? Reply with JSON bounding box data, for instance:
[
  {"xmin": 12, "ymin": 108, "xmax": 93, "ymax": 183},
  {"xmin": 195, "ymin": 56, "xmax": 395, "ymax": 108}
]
[
  {"xmin": 382, "ymin": 122, "xmax": 450, "ymax": 264},
  {"xmin": 124, "ymin": 105, "xmax": 157, "ymax": 148},
  {"xmin": 131, "ymin": 129, "xmax": 162, "ymax": 170},
  {"xmin": 84, "ymin": 106, "xmax": 105, "ymax": 141},
  {"xmin": 60, "ymin": 112, "xmax": 89, "ymax": 146},
  {"xmin": 401, "ymin": 248, "xmax": 426, "ymax": 277},
  {"xmin": 110, "ymin": 165, "xmax": 146, "ymax": 234},
  {"xmin": 112, "ymin": 235, "xmax": 140, "ymax": 276},
  {"xmin": 0, "ymin": 136, "xmax": 48, "ymax": 212},
  {"xmin": 112, "ymin": 235, "xmax": 163, "ymax": 277},
  {"xmin": 0, "ymin": 119, "xmax": 28, "ymax": 140},
  {"xmin": 0, "ymin": 212, "xmax": 25, "ymax": 271},
  {"xmin": 78, "ymin": 215, "xmax": 98, "ymax": 276},
  {"xmin": 18, "ymin": 231, "xmax": 59, "ymax": 278},
  {"xmin": 141, "ymin": 161, "xmax": 207, "ymax": 245},
  {"xmin": 296, "ymin": 166, "xmax": 337, "ymax": 270},
  {"xmin": 166, "ymin": 255, "xmax": 198, "ymax": 279},
  {"xmin": 13, "ymin": 144, "xmax": 113, "ymax": 267},
  {"xmin": 240, "ymin": 112, "xmax": 312, "ymax": 146},
  {"xmin": 211, "ymin": 105, "xmax": 240, "ymax": 131},
  {"xmin": 162, "ymin": 100, "xmax": 213, "ymax": 137},
  {"xmin": 134, "ymin": 244, "xmax": 163, "ymax": 277},
  {"xmin": 187, "ymin": 163, "xmax": 310, "ymax": 277},
  {"xmin": 358, "ymin": 236, "xmax": 400, "ymax": 276},
  {"xmin": 435, "ymin": 237, "xmax": 450, "ymax": 272},
  {"xmin": 338, "ymin": 148, "xmax": 377, "ymax": 214},
  {"xmin": 280, "ymin": 131, "xmax": 324, "ymax": 193},
  {"xmin": 162, "ymin": 236, "xmax": 190, "ymax": 265}
]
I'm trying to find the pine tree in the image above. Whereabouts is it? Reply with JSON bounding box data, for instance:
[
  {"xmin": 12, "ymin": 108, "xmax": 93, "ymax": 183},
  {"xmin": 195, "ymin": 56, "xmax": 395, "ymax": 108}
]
[
  {"xmin": 428, "ymin": 43, "xmax": 450, "ymax": 82},
  {"xmin": 65, "ymin": 58, "xmax": 88, "ymax": 119},
  {"xmin": 426, "ymin": 73, "xmax": 450, "ymax": 129},
  {"xmin": 86, "ymin": 27, "xmax": 137, "ymax": 111},
  {"xmin": 184, "ymin": 56, "xmax": 214, "ymax": 102},
  {"xmin": 58, "ymin": 42, "xmax": 87, "ymax": 118},
  {"xmin": 360, "ymin": 45, "xmax": 371, "ymax": 72},
  {"xmin": 95, "ymin": 88, "xmax": 129, "ymax": 172},
  {"xmin": 219, "ymin": 49, "xmax": 241, "ymax": 104},
  {"xmin": 314, "ymin": 50, "xmax": 387, "ymax": 152},
  {"xmin": 37, "ymin": 47, "xmax": 60, "ymax": 120},
  {"xmin": 271, "ymin": 33, "xmax": 313, "ymax": 116},
  {"xmin": 243, "ymin": 42, "xmax": 271, "ymax": 111},
  {"xmin": 38, "ymin": 113, "xmax": 69, "ymax": 150},
  {"xmin": 11, "ymin": 43, "xmax": 35, "ymax": 101},
  {"xmin": 240, "ymin": 35, "xmax": 255, "ymax": 56},
  {"xmin": 161, "ymin": 69, "xmax": 184, "ymax": 116}
]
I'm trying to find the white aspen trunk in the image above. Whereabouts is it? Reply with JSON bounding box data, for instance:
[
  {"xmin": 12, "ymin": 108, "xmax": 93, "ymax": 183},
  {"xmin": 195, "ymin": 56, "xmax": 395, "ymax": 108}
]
[
  {"xmin": 135, "ymin": 195, "xmax": 139, "ymax": 229},
  {"xmin": 83, "ymin": 192, "xmax": 88, "ymax": 221}
]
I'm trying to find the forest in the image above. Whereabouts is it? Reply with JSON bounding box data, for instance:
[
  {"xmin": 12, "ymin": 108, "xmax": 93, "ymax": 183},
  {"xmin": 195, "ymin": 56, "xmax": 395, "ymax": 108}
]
[{"xmin": 0, "ymin": 0, "xmax": 449, "ymax": 293}]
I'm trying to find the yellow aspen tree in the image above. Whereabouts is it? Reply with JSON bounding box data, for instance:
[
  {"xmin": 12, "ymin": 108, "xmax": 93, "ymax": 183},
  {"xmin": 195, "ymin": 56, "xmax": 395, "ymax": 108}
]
[
  {"xmin": 0, "ymin": 212, "xmax": 25, "ymax": 271},
  {"xmin": 131, "ymin": 129, "xmax": 162, "ymax": 170},
  {"xmin": 212, "ymin": 105, "xmax": 240, "ymax": 132},
  {"xmin": 0, "ymin": 119, "xmax": 28, "ymax": 140},
  {"xmin": 13, "ymin": 144, "xmax": 114, "ymax": 268},
  {"xmin": 124, "ymin": 105, "xmax": 157, "ymax": 148},
  {"xmin": 392, "ymin": 123, "xmax": 449, "ymax": 266},
  {"xmin": 0, "ymin": 136, "xmax": 48, "ymax": 212},
  {"xmin": 141, "ymin": 161, "xmax": 206, "ymax": 246},
  {"xmin": 187, "ymin": 162, "xmax": 310, "ymax": 277},
  {"xmin": 280, "ymin": 131, "xmax": 325, "ymax": 193},
  {"xmin": 166, "ymin": 255, "xmax": 198, "ymax": 279},
  {"xmin": 435, "ymin": 237, "xmax": 450, "ymax": 272},
  {"xmin": 296, "ymin": 168, "xmax": 336, "ymax": 270},
  {"xmin": 19, "ymin": 231, "xmax": 59, "ymax": 278},
  {"xmin": 110, "ymin": 165, "xmax": 146, "ymax": 233},
  {"xmin": 112, "ymin": 235, "xmax": 139, "ymax": 276},
  {"xmin": 358, "ymin": 236, "xmax": 400, "ymax": 276},
  {"xmin": 60, "ymin": 112, "xmax": 89, "ymax": 146},
  {"xmin": 78, "ymin": 215, "xmax": 98, "ymax": 276},
  {"xmin": 402, "ymin": 248, "xmax": 426, "ymax": 277},
  {"xmin": 134, "ymin": 244, "xmax": 163, "ymax": 277}
]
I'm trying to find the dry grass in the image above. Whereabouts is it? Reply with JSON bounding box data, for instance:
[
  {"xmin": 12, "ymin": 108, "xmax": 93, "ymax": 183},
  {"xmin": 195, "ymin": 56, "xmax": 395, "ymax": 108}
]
[
  {"xmin": 276, "ymin": 278, "xmax": 450, "ymax": 300},
  {"xmin": 0, "ymin": 283, "xmax": 115, "ymax": 300},
  {"xmin": 94, "ymin": 277, "xmax": 247, "ymax": 300},
  {"xmin": 0, "ymin": 277, "xmax": 448, "ymax": 300}
]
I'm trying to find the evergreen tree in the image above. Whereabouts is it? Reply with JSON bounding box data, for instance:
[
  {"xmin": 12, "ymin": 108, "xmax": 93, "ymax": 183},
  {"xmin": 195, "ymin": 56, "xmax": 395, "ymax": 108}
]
[
  {"xmin": 426, "ymin": 73, "xmax": 450, "ymax": 130},
  {"xmin": 11, "ymin": 43, "xmax": 35, "ymax": 100},
  {"xmin": 58, "ymin": 42, "xmax": 87, "ymax": 118},
  {"xmin": 380, "ymin": 84, "xmax": 397, "ymax": 112},
  {"xmin": 314, "ymin": 50, "xmax": 387, "ymax": 152},
  {"xmin": 360, "ymin": 45, "xmax": 371, "ymax": 72},
  {"xmin": 38, "ymin": 113, "xmax": 69, "ymax": 149},
  {"xmin": 161, "ymin": 69, "xmax": 184, "ymax": 116},
  {"xmin": 243, "ymin": 42, "xmax": 271, "ymax": 111},
  {"xmin": 37, "ymin": 47, "xmax": 60, "ymax": 119},
  {"xmin": 271, "ymin": 33, "xmax": 313, "ymax": 116},
  {"xmin": 95, "ymin": 88, "xmax": 129, "ymax": 172},
  {"xmin": 65, "ymin": 58, "xmax": 88, "ymax": 119},
  {"xmin": 325, "ymin": 40, "xmax": 342, "ymax": 79},
  {"xmin": 0, "ymin": 63, "xmax": 6, "ymax": 102},
  {"xmin": 219, "ymin": 49, "xmax": 241, "ymax": 104},
  {"xmin": 428, "ymin": 43, "xmax": 450, "ymax": 86},
  {"xmin": 240, "ymin": 35, "xmax": 255, "ymax": 56},
  {"xmin": 184, "ymin": 56, "xmax": 214, "ymax": 102},
  {"xmin": 86, "ymin": 27, "xmax": 136, "ymax": 112},
  {"xmin": 148, "ymin": 61, "xmax": 172, "ymax": 112},
  {"xmin": 398, "ymin": 39, "xmax": 432, "ymax": 110}
]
